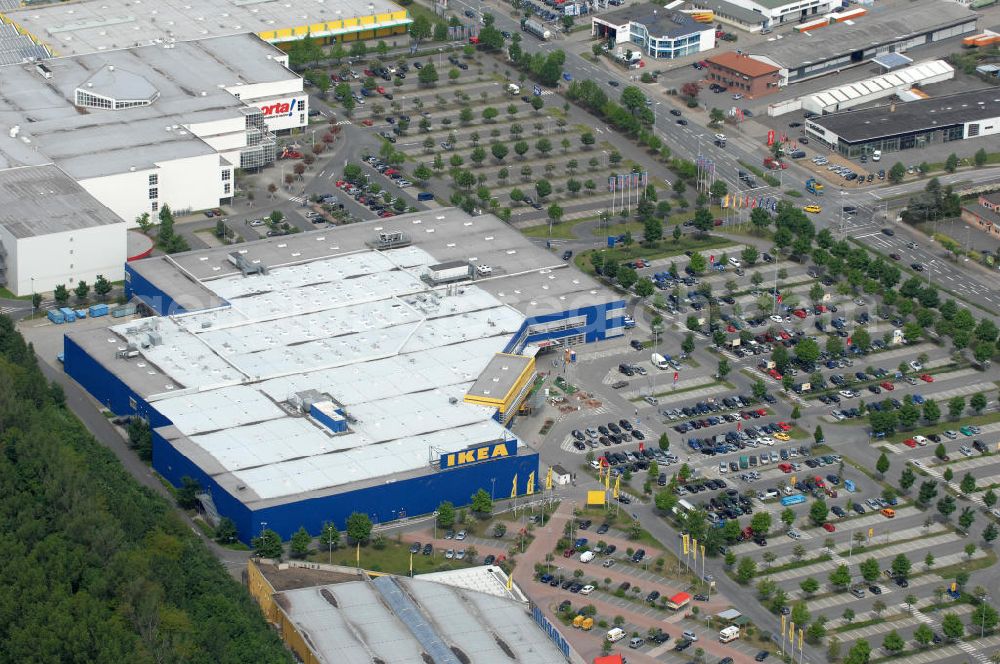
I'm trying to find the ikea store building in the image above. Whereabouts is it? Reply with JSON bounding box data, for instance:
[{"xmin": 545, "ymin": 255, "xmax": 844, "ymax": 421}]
[{"xmin": 63, "ymin": 209, "xmax": 624, "ymax": 542}]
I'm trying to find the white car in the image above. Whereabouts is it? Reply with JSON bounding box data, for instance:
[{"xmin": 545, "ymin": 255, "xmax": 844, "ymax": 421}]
[
  {"xmin": 455, "ymin": 549, "xmax": 466, "ymax": 559},
  {"xmin": 909, "ymin": 360, "xmax": 923, "ymax": 371},
  {"xmin": 476, "ymin": 264, "xmax": 493, "ymax": 275},
  {"xmin": 770, "ymin": 314, "xmax": 783, "ymax": 322},
  {"xmin": 914, "ymin": 435, "xmax": 929, "ymax": 446},
  {"xmin": 759, "ymin": 436, "xmax": 774, "ymax": 446},
  {"xmin": 580, "ymin": 585, "xmax": 595, "ymax": 595},
  {"xmin": 445, "ymin": 549, "xmax": 455, "ymax": 559},
  {"xmin": 714, "ymin": 133, "xmax": 726, "ymax": 142}
]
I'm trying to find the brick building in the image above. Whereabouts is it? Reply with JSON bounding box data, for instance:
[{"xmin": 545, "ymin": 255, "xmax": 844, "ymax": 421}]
[
  {"xmin": 705, "ymin": 51, "xmax": 781, "ymax": 98},
  {"xmin": 961, "ymin": 192, "xmax": 1000, "ymax": 240}
]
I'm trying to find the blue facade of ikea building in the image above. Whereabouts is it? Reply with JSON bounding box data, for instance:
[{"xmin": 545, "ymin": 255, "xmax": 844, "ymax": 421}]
[{"xmin": 65, "ymin": 272, "xmax": 624, "ymax": 543}]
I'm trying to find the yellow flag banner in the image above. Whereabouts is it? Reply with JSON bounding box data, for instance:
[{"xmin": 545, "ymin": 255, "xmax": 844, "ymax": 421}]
[
  {"xmin": 527, "ymin": 471, "xmax": 535, "ymax": 495},
  {"xmin": 511, "ymin": 474, "xmax": 518, "ymax": 499},
  {"xmin": 682, "ymin": 534, "xmax": 689, "ymax": 555},
  {"xmin": 613, "ymin": 475, "xmax": 620, "ymax": 499},
  {"xmin": 545, "ymin": 467, "xmax": 553, "ymax": 490}
]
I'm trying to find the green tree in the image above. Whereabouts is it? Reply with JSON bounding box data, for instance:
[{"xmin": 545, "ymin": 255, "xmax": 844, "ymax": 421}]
[
  {"xmin": 944, "ymin": 153, "xmax": 959, "ymax": 173},
  {"xmin": 252, "ymin": 528, "xmax": 284, "ymax": 559},
  {"xmin": 74, "ymin": 280, "xmax": 90, "ymax": 302},
  {"xmin": 971, "ymin": 392, "xmax": 988, "ymax": 414},
  {"xmin": 346, "ymin": 511, "xmax": 373, "ymax": 543},
  {"xmin": 949, "ymin": 395, "xmax": 966, "ymax": 419},
  {"xmin": 859, "ymin": 557, "xmax": 881, "ymax": 583},
  {"xmin": 791, "ymin": 601, "xmax": 810, "ymax": 627},
  {"xmin": 736, "ymin": 556, "xmax": 757, "ymax": 583},
  {"xmin": 93, "ymin": 274, "xmax": 113, "ymax": 299},
  {"xmin": 535, "ymin": 179, "xmax": 552, "ymax": 199},
  {"xmin": 658, "ymin": 432, "xmax": 669, "ymax": 450},
  {"xmin": 751, "ymin": 512, "xmax": 772, "ymax": 535},
  {"xmin": 800, "ymin": 577, "xmax": 820, "ymax": 595},
  {"xmin": 914, "ymin": 623, "xmax": 934, "ymax": 647},
  {"xmin": 937, "ymin": 495, "xmax": 957, "ymax": 520},
  {"xmin": 215, "ymin": 516, "xmax": 238, "ymax": 544},
  {"xmin": 971, "ymin": 602, "xmax": 999, "ymax": 632},
  {"xmin": 891, "ymin": 553, "xmax": 912, "ymax": 580},
  {"xmin": 418, "ymin": 62, "xmax": 439, "ymax": 86},
  {"xmin": 829, "ymin": 564, "xmax": 851, "ymax": 589},
  {"xmin": 780, "ymin": 508, "xmax": 796, "ymax": 528},
  {"xmin": 470, "ymin": 488, "xmax": 493, "ymax": 514},
  {"xmin": 290, "ymin": 526, "xmax": 312, "ymax": 558},
  {"xmin": 883, "ymin": 630, "xmax": 904, "ymax": 654},
  {"xmin": 961, "ymin": 473, "xmax": 977, "ymax": 495},
  {"xmin": 437, "ymin": 500, "xmax": 456, "ymax": 527},
  {"xmin": 923, "ymin": 399, "xmax": 940, "ymax": 423},
  {"xmin": 809, "ymin": 498, "xmax": 829, "ymax": 526},
  {"xmin": 888, "ymin": 162, "xmax": 906, "ymax": 184},
  {"xmin": 176, "ymin": 476, "xmax": 201, "ymax": 509},
  {"xmin": 942, "ymin": 612, "xmax": 964, "ymax": 640},
  {"xmin": 875, "ymin": 452, "xmax": 890, "ymax": 477}
]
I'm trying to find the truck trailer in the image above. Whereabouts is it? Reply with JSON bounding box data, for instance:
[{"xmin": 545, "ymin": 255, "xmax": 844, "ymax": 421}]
[{"xmin": 521, "ymin": 18, "xmax": 551, "ymax": 40}]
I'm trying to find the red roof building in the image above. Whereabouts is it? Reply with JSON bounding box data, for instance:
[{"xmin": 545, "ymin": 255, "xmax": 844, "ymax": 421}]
[
  {"xmin": 705, "ymin": 51, "xmax": 782, "ymax": 99},
  {"xmin": 594, "ymin": 655, "xmax": 625, "ymax": 664}
]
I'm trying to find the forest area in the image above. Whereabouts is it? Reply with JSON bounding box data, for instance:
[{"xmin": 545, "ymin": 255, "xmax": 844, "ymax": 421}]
[{"xmin": 0, "ymin": 317, "xmax": 291, "ymax": 663}]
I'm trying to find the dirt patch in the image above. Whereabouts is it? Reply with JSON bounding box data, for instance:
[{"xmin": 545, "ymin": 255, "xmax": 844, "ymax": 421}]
[{"xmin": 257, "ymin": 562, "xmax": 360, "ymax": 591}]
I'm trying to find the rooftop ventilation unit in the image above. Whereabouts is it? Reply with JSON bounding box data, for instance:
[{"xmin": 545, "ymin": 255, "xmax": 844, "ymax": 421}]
[
  {"xmin": 227, "ymin": 250, "xmax": 267, "ymax": 276},
  {"xmin": 370, "ymin": 230, "xmax": 411, "ymax": 250}
]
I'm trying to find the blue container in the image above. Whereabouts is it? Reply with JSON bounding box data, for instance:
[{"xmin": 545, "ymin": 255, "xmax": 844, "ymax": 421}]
[
  {"xmin": 780, "ymin": 494, "xmax": 806, "ymax": 506},
  {"xmin": 417, "ymin": 192, "xmax": 434, "ymax": 201},
  {"xmin": 47, "ymin": 310, "xmax": 65, "ymax": 324},
  {"xmin": 844, "ymin": 479, "xmax": 856, "ymax": 493},
  {"xmin": 89, "ymin": 303, "xmax": 109, "ymax": 317},
  {"xmin": 607, "ymin": 236, "xmax": 616, "ymax": 247},
  {"xmin": 75, "ymin": 309, "xmax": 87, "ymax": 319},
  {"xmin": 59, "ymin": 307, "xmax": 76, "ymax": 322}
]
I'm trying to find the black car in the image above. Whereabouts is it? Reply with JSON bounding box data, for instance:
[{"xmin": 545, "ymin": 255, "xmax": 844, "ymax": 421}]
[
  {"xmin": 755, "ymin": 652, "xmax": 770, "ymax": 662},
  {"xmin": 911, "ymin": 262, "xmax": 924, "ymax": 271},
  {"xmin": 630, "ymin": 340, "xmax": 644, "ymax": 351},
  {"xmin": 631, "ymin": 548, "xmax": 646, "ymax": 562},
  {"xmin": 619, "ymin": 419, "xmax": 633, "ymax": 431},
  {"xmin": 868, "ymin": 585, "xmax": 882, "ymax": 595},
  {"xmin": 618, "ymin": 581, "xmax": 631, "ymax": 591},
  {"xmin": 881, "ymin": 228, "xmax": 895, "ymax": 236},
  {"xmin": 422, "ymin": 543, "xmax": 433, "ymax": 555},
  {"xmin": 597, "ymin": 523, "xmax": 610, "ymax": 534},
  {"xmin": 646, "ymin": 590, "xmax": 660, "ymax": 603},
  {"xmin": 649, "ymin": 630, "xmax": 670, "ymax": 644},
  {"xmin": 674, "ymin": 639, "xmax": 692, "ymax": 651},
  {"xmin": 670, "ymin": 109, "xmax": 682, "ymax": 116},
  {"xmin": 484, "ymin": 554, "xmax": 496, "ymax": 565},
  {"xmin": 676, "ymin": 118, "xmax": 688, "ymax": 125},
  {"xmin": 409, "ymin": 542, "xmax": 421, "ymax": 554},
  {"xmin": 604, "ymin": 544, "xmax": 617, "ymax": 555},
  {"xmin": 895, "ymin": 577, "xmax": 909, "ymax": 588},
  {"xmin": 608, "ymin": 80, "xmax": 620, "ymax": 87},
  {"xmin": 558, "ymin": 599, "xmax": 571, "ymax": 612},
  {"xmin": 562, "ymin": 250, "xmax": 573, "ymax": 260}
]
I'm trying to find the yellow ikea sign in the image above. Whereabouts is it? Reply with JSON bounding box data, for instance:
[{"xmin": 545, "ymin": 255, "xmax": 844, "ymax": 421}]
[{"xmin": 441, "ymin": 441, "xmax": 515, "ymax": 468}]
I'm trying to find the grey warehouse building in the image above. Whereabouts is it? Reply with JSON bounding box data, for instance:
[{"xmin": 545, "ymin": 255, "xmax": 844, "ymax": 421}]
[
  {"xmin": 751, "ymin": 0, "xmax": 977, "ymax": 85},
  {"xmin": 805, "ymin": 89, "xmax": 1000, "ymax": 158}
]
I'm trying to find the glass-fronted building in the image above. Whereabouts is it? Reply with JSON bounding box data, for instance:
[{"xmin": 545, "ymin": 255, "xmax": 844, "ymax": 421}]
[
  {"xmin": 592, "ymin": 4, "xmax": 716, "ymax": 60},
  {"xmin": 805, "ymin": 89, "xmax": 1000, "ymax": 158}
]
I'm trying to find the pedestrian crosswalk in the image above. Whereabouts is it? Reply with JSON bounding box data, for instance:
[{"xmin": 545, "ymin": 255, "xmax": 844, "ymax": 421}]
[
  {"xmin": 335, "ymin": 119, "xmax": 352, "ymax": 126},
  {"xmin": 287, "ymin": 196, "xmax": 307, "ymax": 204}
]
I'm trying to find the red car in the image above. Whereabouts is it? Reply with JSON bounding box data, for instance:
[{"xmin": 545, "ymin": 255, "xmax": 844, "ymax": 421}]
[
  {"xmin": 777, "ymin": 421, "xmax": 792, "ymax": 432},
  {"xmin": 756, "ymin": 408, "xmax": 768, "ymax": 416},
  {"xmin": 563, "ymin": 548, "xmax": 576, "ymax": 558},
  {"xmin": 822, "ymin": 523, "xmax": 836, "ymax": 532},
  {"xmin": 768, "ymin": 369, "xmax": 782, "ymax": 380},
  {"xmin": 779, "ymin": 331, "xmax": 791, "ymax": 340},
  {"xmin": 361, "ymin": 118, "xmax": 374, "ymax": 126},
  {"xmin": 792, "ymin": 309, "xmax": 807, "ymax": 319},
  {"xmin": 920, "ymin": 374, "xmax": 934, "ymax": 383},
  {"xmin": 903, "ymin": 438, "xmax": 917, "ymax": 448},
  {"xmin": 778, "ymin": 463, "xmax": 792, "ymax": 473},
  {"xmin": 713, "ymin": 218, "xmax": 724, "ymax": 226},
  {"xmin": 814, "ymin": 477, "xmax": 825, "ymax": 488},
  {"xmin": 376, "ymin": 86, "xmax": 386, "ymax": 94},
  {"xmin": 364, "ymin": 69, "xmax": 375, "ymax": 77},
  {"xmin": 880, "ymin": 381, "xmax": 895, "ymax": 391}
]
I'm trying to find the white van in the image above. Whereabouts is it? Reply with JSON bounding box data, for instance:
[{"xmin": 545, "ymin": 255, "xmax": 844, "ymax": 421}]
[
  {"xmin": 580, "ymin": 550, "xmax": 596, "ymax": 563},
  {"xmin": 607, "ymin": 627, "xmax": 627, "ymax": 643},
  {"xmin": 507, "ymin": 83, "xmax": 521, "ymax": 95},
  {"xmin": 872, "ymin": 149, "xmax": 881, "ymax": 162},
  {"xmin": 728, "ymin": 257, "xmax": 741, "ymax": 268}
]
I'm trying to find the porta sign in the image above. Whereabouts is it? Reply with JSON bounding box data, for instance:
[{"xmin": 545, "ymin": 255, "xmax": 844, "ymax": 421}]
[
  {"xmin": 440, "ymin": 440, "xmax": 516, "ymax": 469},
  {"xmin": 259, "ymin": 98, "xmax": 300, "ymax": 117}
]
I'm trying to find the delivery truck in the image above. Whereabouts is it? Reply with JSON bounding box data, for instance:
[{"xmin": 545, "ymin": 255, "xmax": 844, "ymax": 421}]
[{"xmin": 521, "ymin": 18, "xmax": 551, "ymax": 40}]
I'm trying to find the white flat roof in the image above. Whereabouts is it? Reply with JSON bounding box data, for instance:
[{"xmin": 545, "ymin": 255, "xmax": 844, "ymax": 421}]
[
  {"xmin": 69, "ymin": 209, "xmax": 621, "ymax": 508},
  {"xmin": 6, "ymin": 0, "xmax": 407, "ymax": 57}
]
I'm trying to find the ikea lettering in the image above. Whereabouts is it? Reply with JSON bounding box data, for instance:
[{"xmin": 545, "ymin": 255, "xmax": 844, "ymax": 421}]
[
  {"xmin": 441, "ymin": 440, "xmax": 516, "ymax": 468},
  {"xmin": 259, "ymin": 99, "xmax": 299, "ymax": 117}
]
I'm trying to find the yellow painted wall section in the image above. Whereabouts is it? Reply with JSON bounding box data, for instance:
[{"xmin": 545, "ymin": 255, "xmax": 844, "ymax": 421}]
[
  {"xmin": 277, "ymin": 616, "xmax": 320, "ymax": 664},
  {"xmin": 246, "ymin": 560, "xmax": 281, "ymax": 624},
  {"xmin": 275, "ymin": 27, "xmax": 293, "ymax": 39}
]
